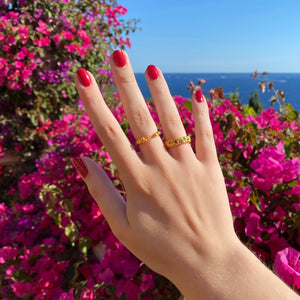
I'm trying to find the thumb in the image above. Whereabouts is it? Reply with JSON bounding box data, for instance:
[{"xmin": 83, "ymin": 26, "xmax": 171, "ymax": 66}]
[{"xmin": 71, "ymin": 157, "xmax": 129, "ymax": 237}]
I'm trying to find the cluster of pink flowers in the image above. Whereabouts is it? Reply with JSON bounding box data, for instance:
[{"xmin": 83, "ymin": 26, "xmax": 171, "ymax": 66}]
[
  {"xmin": 210, "ymin": 99, "xmax": 300, "ymax": 286},
  {"xmin": 0, "ymin": 12, "xmax": 35, "ymax": 92},
  {"xmin": 0, "ymin": 0, "xmax": 134, "ymax": 130},
  {"xmin": 105, "ymin": 4, "xmax": 128, "ymax": 26},
  {"xmin": 0, "ymin": 5, "xmax": 107, "ymax": 93},
  {"xmin": 0, "ymin": 0, "xmax": 137, "ymax": 178},
  {"xmin": 1, "ymin": 92, "xmax": 300, "ymax": 298}
]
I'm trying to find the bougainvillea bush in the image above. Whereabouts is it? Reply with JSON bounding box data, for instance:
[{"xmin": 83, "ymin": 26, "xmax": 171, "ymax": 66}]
[
  {"xmin": 0, "ymin": 0, "xmax": 137, "ymax": 209},
  {"xmin": 1, "ymin": 91, "xmax": 300, "ymax": 298},
  {"xmin": 0, "ymin": 0, "xmax": 136, "ymax": 157}
]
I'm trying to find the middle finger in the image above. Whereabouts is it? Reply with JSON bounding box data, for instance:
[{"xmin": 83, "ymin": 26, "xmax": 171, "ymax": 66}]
[
  {"xmin": 145, "ymin": 65, "xmax": 194, "ymax": 160},
  {"xmin": 110, "ymin": 50, "xmax": 165, "ymax": 159}
]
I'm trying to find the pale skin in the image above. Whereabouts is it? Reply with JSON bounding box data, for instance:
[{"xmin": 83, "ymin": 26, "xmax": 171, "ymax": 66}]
[{"xmin": 74, "ymin": 50, "xmax": 299, "ymax": 299}]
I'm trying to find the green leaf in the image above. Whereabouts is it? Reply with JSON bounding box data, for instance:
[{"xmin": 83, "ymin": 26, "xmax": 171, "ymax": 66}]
[
  {"xmin": 221, "ymin": 167, "xmax": 237, "ymax": 181},
  {"xmin": 113, "ymin": 179, "xmax": 121, "ymax": 186},
  {"xmin": 54, "ymin": 211, "xmax": 62, "ymax": 228},
  {"xmin": 64, "ymin": 198, "xmax": 73, "ymax": 212},
  {"xmin": 244, "ymin": 104, "xmax": 256, "ymax": 117},
  {"xmin": 120, "ymin": 121, "xmax": 130, "ymax": 133},
  {"xmin": 109, "ymin": 161, "xmax": 118, "ymax": 176},
  {"xmin": 284, "ymin": 143, "xmax": 294, "ymax": 157},
  {"xmin": 30, "ymin": 114, "xmax": 38, "ymax": 126},
  {"xmin": 79, "ymin": 236, "xmax": 91, "ymax": 255},
  {"xmin": 183, "ymin": 101, "xmax": 192, "ymax": 112},
  {"xmin": 287, "ymin": 180, "xmax": 298, "ymax": 187},
  {"xmin": 249, "ymin": 190, "xmax": 261, "ymax": 211},
  {"xmin": 270, "ymin": 184, "xmax": 286, "ymax": 195},
  {"xmin": 65, "ymin": 223, "xmax": 77, "ymax": 243},
  {"xmin": 94, "ymin": 282, "xmax": 106, "ymax": 290}
]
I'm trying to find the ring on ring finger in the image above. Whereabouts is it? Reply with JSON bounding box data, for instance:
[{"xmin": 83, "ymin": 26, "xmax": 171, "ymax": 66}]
[{"xmin": 164, "ymin": 135, "xmax": 191, "ymax": 148}]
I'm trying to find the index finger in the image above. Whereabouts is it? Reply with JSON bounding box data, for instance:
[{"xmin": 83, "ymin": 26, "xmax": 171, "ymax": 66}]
[{"xmin": 75, "ymin": 68, "xmax": 141, "ymax": 176}]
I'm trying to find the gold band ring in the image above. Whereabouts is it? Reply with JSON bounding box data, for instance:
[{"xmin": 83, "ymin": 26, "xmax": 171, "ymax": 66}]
[
  {"xmin": 136, "ymin": 136, "xmax": 148, "ymax": 145},
  {"xmin": 164, "ymin": 136, "xmax": 191, "ymax": 148},
  {"xmin": 151, "ymin": 131, "xmax": 161, "ymax": 138},
  {"xmin": 136, "ymin": 131, "xmax": 161, "ymax": 145}
]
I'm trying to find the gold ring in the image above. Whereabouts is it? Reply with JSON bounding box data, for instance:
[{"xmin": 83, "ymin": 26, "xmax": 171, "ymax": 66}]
[
  {"xmin": 164, "ymin": 136, "xmax": 191, "ymax": 148},
  {"xmin": 136, "ymin": 131, "xmax": 161, "ymax": 145},
  {"xmin": 151, "ymin": 131, "xmax": 161, "ymax": 138},
  {"xmin": 136, "ymin": 136, "xmax": 148, "ymax": 145}
]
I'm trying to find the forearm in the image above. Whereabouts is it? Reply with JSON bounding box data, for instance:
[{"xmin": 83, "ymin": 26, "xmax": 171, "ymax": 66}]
[{"xmin": 171, "ymin": 240, "xmax": 299, "ymax": 300}]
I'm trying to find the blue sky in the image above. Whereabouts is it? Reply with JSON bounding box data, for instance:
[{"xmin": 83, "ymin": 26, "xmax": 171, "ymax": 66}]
[{"xmin": 121, "ymin": 0, "xmax": 300, "ymax": 73}]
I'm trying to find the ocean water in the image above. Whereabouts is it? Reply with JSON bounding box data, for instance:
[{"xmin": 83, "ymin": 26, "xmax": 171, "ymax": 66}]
[{"xmin": 134, "ymin": 73, "xmax": 300, "ymax": 111}]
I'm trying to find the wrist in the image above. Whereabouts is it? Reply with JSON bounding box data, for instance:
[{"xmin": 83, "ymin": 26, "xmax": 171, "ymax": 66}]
[
  {"xmin": 166, "ymin": 235, "xmax": 243, "ymax": 300},
  {"xmin": 168, "ymin": 237, "xmax": 298, "ymax": 300}
]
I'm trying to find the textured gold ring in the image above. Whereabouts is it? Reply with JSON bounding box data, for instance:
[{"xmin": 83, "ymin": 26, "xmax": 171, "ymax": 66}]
[
  {"xmin": 136, "ymin": 136, "xmax": 148, "ymax": 145},
  {"xmin": 151, "ymin": 131, "xmax": 161, "ymax": 138},
  {"xmin": 136, "ymin": 131, "xmax": 161, "ymax": 145},
  {"xmin": 164, "ymin": 136, "xmax": 191, "ymax": 148}
]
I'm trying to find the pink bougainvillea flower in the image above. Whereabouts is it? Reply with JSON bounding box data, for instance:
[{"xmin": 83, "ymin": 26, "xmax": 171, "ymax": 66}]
[
  {"xmin": 11, "ymin": 281, "xmax": 31, "ymax": 298},
  {"xmin": 274, "ymin": 247, "xmax": 300, "ymax": 288},
  {"xmin": 77, "ymin": 29, "xmax": 91, "ymax": 47},
  {"xmin": 61, "ymin": 31, "xmax": 75, "ymax": 40},
  {"xmin": 0, "ymin": 246, "xmax": 18, "ymax": 263},
  {"xmin": 53, "ymin": 33, "xmax": 61, "ymax": 47},
  {"xmin": 282, "ymin": 158, "xmax": 300, "ymax": 182},
  {"xmin": 228, "ymin": 186, "xmax": 251, "ymax": 218},
  {"xmin": 245, "ymin": 212, "xmax": 275, "ymax": 243},
  {"xmin": 33, "ymin": 37, "xmax": 51, "ymax": 47},
  {"xmin": 36, "ymin": 20, "xmax": 50, "ymax": 35},
  {"xmin": 18, "ymin": 25, "xmax": 29, "ymax": 44},
  {"xmin": 7, "ymin": 34, "xmax": 17, "ymax": 45}
]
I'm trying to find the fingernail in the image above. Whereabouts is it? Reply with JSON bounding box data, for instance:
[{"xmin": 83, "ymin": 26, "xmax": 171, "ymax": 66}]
[
  {"xmin": 72, "ymin": 158, "xmax": 88, "ymax": 178},
  {"xmin": 195, "ymin": 90, "xmax": 204, "ymax": 102},
  {"xmin": 77, "ymin": 68, "xmax": 92, "ymax": 87},
  {"xmin": 147, "ymin": 64, "xmax": 159, "ymax": 80},
  {"xmin": 112, "ymin": 49, "xmax": 126, "ymax": 67}
]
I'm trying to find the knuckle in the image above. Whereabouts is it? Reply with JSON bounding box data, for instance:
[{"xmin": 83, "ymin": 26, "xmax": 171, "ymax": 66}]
[
  {"xmin": 132, "ymin": 107, "xmax": 151, "ymax": 126},
  {"xmin": 151, "ymin": 84, "xmax": 165, "ymax": 97},
  {"xmin": 118, "ymin": 72, "xmax": 136, "ymax": 85},
  {"xmin": 200, "ymin": 129, "xmax": 214, "ymax": 142},
  {"xmin": 197, "ymin": 106, "xmax": 209, "ymax": 116},
  {"xmin": 166, "ymin": 113, "xmax": 181, "ymax": 128},
  {"xmin": 197, "ymin": 129, "xmax": 215, "ymax": 146},
  {"xmin": 102, "ymin": 123, "xmax": 119, "ymax": 140}
]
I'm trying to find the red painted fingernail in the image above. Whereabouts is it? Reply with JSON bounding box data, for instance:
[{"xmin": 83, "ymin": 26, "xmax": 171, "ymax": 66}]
[
  {"xmin": 77, "ymin": 68, "xmax": 92, "ymax": 87},
  {"xmin": 195, "ymin": 90, "xmax": 204, "ymax": 102},
  {"xmin": 147, "ymin": 65, "xmax": 159, "ymax": 80},
  {"xmin": 72, "ymin": 158, "xmax": 88, "ymax": 178},
  {"xmin": 113, "ymin": 49, "xmax": 126, "ymax": 67}
]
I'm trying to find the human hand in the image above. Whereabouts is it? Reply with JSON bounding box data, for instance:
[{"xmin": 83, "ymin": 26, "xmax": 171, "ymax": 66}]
[{"xmin": 72, "ymin": 50, "xmax": 245, "ymax": 299}]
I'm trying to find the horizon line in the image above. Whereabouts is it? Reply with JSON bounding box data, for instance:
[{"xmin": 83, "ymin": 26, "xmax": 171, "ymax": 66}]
[{"xmin": 134, "ymin": 71, "xmax": 300, "ymax": 74}]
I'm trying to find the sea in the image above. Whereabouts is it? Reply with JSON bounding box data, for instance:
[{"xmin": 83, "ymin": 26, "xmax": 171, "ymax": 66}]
[{"xmin": 134, "ymin": 73, "xmax": 300, "ymax": 112}]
